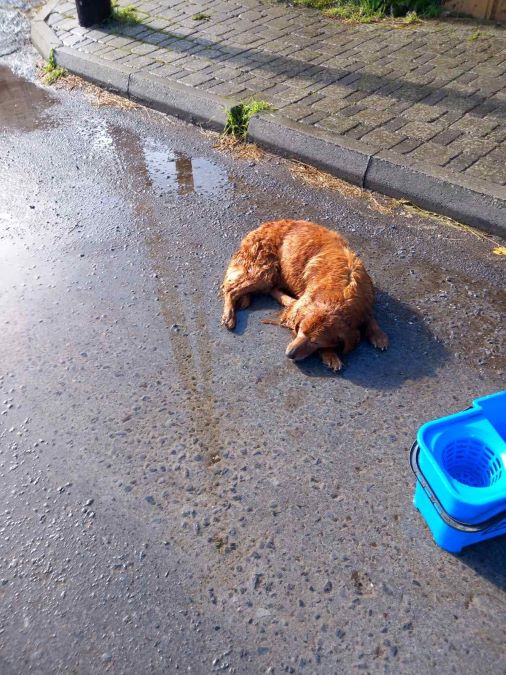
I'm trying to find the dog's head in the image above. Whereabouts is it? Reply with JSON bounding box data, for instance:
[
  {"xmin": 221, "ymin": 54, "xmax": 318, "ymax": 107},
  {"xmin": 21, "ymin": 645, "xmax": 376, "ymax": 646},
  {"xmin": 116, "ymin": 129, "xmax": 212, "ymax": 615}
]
[{"xmin": 284, "ymin": 306, "xmax": 357, "ymax": 361}]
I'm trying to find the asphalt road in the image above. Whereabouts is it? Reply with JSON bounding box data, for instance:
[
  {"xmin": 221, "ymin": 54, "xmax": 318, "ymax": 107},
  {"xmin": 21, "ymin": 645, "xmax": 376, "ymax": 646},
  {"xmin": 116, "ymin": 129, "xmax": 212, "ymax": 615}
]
[{"xmin": 0, "ymin": 10, "xmax": 505, "ymax": 673}]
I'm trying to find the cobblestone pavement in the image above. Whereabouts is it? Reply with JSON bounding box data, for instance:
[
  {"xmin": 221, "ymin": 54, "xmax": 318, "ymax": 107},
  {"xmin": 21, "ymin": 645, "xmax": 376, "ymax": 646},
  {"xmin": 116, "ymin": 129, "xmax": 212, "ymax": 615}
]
[{"xmin": 47, "ymin": 0, "xmax": 506, "ymax": 187}]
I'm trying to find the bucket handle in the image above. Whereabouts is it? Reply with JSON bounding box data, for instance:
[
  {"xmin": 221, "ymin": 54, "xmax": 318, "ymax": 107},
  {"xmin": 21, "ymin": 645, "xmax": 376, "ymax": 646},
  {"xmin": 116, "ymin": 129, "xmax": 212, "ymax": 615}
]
[{"xmin": 409, "ymin": 441, "xmax": 506, "ymax": 534}]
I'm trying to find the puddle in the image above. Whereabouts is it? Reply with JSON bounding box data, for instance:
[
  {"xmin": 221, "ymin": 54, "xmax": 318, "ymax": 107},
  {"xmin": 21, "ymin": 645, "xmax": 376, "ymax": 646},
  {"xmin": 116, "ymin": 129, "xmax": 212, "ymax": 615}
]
[
  {"xmin": 0, "ymin": 64, "xmax": 55, "ymax": 131},
  {"xmin": 143, "ymin": 138, "xmax": 228, "ymax": 197}
]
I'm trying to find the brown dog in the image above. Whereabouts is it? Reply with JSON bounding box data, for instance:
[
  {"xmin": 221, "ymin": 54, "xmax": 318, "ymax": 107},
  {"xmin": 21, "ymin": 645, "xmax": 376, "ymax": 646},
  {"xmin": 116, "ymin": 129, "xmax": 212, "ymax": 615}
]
[{"xmin": 221, "ymin": 219, "xmax": 388, "ymax": 370}]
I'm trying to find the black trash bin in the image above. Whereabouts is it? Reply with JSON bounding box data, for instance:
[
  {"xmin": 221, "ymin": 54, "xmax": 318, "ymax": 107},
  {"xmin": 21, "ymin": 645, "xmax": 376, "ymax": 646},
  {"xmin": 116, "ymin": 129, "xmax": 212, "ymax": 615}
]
[{"xmin": 75, "ymin": 0, "xmax": 112, "ymax": 27}]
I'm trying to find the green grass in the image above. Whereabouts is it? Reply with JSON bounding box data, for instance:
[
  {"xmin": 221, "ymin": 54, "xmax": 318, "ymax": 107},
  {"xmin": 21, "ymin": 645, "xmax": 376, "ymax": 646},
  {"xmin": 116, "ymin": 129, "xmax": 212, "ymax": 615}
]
[
  {"xmin": 192, "ymin": 11, "xmax": 211, "ymax": 20},
  {"xmin": 402, "ymin": 9, "xmax": 421, "ymax": 23},
  {"xmin": 294, "ymin": 0, "xmax": 441, "ymax": 22},
  {"xmin": 109, "ymin": 1, "xmax": 141, "ymax": 25},
  {"xmin": 468, "ymin": 29, "xmax": 481, "ymax": 40},
  {"xmin": 322, "ymin": 0, "xmax": 383, "ymax": 23},
  {"xmin": 224, "ymin": 100, "xmax": 274, "ymax": 139},
  {"xmin": 43, "ymin": 48, "xmax": 67, "ymax": 85}
]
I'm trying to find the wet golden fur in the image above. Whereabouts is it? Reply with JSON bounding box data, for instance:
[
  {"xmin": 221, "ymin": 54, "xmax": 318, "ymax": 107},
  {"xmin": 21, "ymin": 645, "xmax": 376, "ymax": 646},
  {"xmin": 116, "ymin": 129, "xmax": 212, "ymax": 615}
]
[{"xmin": 222, "ymin": 219, "xmax": 388, "ymax": 370}]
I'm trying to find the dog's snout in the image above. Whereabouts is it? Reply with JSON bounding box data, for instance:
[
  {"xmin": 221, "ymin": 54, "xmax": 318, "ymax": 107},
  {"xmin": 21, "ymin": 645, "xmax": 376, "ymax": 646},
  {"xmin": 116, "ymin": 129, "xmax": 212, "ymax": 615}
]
[{"xmin": 286, "ymin": 334, "xmax": 311, "ymax": 361}]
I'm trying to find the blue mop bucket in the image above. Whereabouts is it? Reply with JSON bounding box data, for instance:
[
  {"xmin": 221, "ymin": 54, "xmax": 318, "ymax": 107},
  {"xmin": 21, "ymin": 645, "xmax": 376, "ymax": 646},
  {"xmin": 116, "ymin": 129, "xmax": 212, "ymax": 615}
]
[{"xmin": 410, "ymin": 392, "xmax": 506, "ymax": 553}]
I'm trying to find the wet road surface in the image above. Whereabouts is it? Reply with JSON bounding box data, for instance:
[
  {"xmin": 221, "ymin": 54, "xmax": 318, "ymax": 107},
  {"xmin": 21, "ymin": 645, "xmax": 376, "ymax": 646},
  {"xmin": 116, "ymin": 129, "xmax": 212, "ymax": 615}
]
[{"xmin": 1, "ymin": 13, "xmax": 505, "ymax": 673}]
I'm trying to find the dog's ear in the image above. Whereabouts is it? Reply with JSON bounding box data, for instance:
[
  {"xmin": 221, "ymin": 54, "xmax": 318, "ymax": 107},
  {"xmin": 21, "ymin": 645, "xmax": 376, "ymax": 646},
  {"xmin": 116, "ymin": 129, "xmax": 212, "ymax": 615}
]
[{"xmin": 279, "ymin": 305, "xmax": 301, "ymax": 332}]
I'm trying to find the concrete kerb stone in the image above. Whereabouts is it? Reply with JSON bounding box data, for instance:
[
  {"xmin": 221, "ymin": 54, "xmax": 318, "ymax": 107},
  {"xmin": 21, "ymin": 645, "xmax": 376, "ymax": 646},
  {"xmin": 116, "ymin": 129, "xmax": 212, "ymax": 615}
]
[
  {"xmin": 31, "ymin": 19, "xmax": 61, "ymax": 59},
  {"xmin": 248, "ymin": 112, "xmax": 372, "ymax": 188},
  {"xmin": 249, "ymin": 113, "xmax": 505, "ymax": 237},
  {"xmin": 55, "ymin": 47, "xmax": 131, "ymax": 94},
  {"xmin": 128, "ymin": 72, "xmax": 230, "ymax": 132},
  {"xmin": 366, "ymin": 152, "xmax": 506, "ymax": 238},
  {"xmin": 31, "ymin": 0, "xmax": 63, "ymax": 58}
]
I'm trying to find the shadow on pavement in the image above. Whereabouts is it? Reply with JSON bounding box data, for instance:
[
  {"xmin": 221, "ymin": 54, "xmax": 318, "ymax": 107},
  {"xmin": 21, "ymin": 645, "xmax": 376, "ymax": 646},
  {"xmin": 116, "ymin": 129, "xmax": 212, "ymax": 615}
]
[
  {"xmin": 456, "ymin": 536, "xmax": 506, "ymax": 591},
  {"xmin": 233, "ymin": 293, "xmax": 281, "ymax": 336},
  {"xmin": 233, "ymin": 289, "xmax": 449, "ymax": 389}
]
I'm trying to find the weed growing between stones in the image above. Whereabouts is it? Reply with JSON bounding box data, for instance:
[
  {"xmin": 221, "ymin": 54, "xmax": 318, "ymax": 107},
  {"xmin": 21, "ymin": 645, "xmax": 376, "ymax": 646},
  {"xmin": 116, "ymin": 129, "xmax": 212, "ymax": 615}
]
[
  {"xmin": 42, "ymin": 48, "xmax": 67, "ymax": 85},
  {"xmin": 224, "ymin": 100, "xmax": 273, "ymax": 139}
]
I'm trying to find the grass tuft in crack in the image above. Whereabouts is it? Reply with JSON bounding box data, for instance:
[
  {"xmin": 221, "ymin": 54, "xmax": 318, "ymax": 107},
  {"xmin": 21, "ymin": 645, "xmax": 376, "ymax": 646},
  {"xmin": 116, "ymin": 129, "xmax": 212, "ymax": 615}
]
[
  {"xmin": 108, "ymin": 1, "xmax": 141, "ymax": 25},
  {"xmin": 43, "ymin": 48, "xmax": 67, "ymax": 85},
  {"xmin": 224, "ymin": 100, "xmax": 273, "ymax": 139},
  {"xmin": 192, "ymin": 11, "xmax": 211, "ymax": 20}
]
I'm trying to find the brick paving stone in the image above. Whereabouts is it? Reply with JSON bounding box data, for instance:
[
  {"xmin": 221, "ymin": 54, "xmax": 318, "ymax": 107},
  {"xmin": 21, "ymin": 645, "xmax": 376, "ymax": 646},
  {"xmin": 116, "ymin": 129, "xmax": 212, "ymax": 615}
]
[
  {"xmin": 344, "ymin": 91, "xmax": 368, "ymax": 103},
  {"xmin": 299, "ymin": 110, "xmax": 328, "ymax": 125},
  {"xmin": 97, "ymin": 47, "xmax": 126, "ymax": 62},
  {"xmin": 294, "ymin": 92, "xmax": 326, "ymax": 106},
  {"xmin": 484, "ymin": 145, "xmax": 506, "ymax": 163},
  {"xmin": 400, "ymin": 103, "xmax": 444, "ymax": 123},
  {"xmin": 339, "ymin": 103, "xmax": 367, "ymax": 117},
  {"xmin": 450, "ymin": 115, "xmax": 500, "ymax": 137},
  {"xmin": 386, "ymin": 100, "xmax": 413, "ymax": 116},
  {"xmin": 437, "ymin": 94, "xmax": 484, "ymax": 114},
  {"xmin": 147, "ymin": 62, "xmax": 183, "ymax": 77},
  {"xmin": 399, "ymin": 120, "xmax": 443, "ymax": 141},
  {"xmin": 465, "ymin": 157, "xmax": 506, "ymax": 184},
  {"xmin": 384, "ymin": 117, "xmax": 408, "ymax": 133},
  {"xmin": 283, "ymin": 103, "xmax": 318, "ymax": 121},
  {"xmin": 445, "ymin": 135, "xmax": 498, "ymax": 158},
  {"xmin": 359, "ymin": 94, "xmax": 395, "ymax": 111},
  {"xmin": 468, "ymin": 101, "xmax": 500, "ymax": 118},
  {"xmin": 337, "ymin": 72, "xmax": 361, "ymax": 86},
  {"xmin": 115, "ymin": 53, "xmax": 157, "ymax": 69},
  {"xmin": 46, "ymin": 0, "xmax": 506, "ymax": 187},
  {"xmin": 119, "ymin": 25, "xmax": 148, "ymax": 38},
  {"xmin": 354, "ymin": 108, "xmax": 393, "ymax": 126},
  {"xmin": 391, "ymin": 138, "xmax": 423, "ymax": 154},
  {"xmin": 145, "ymin": 18, "xmax": 172, "ymax": 30},
  {"xmin": 486, "ymin": 125, "xmax": 506, "ymax": 144},
  {"xmin": 360, "ymin": 128, "xmax": 406, "ymax": 150},
  {"xmin": 316, "ymin": 115, "xmax": 360, "ymax": 134},
  {"xmin": 130, "ymin": 42, "xmax": 161, "ymax": 56},
  {"xmin": 177, "ymin": 70, "xmax": 216, "ymax": 86},
  {"xmin": 105, "ymin": 35, "xmax": 136, "ymax": 49},
  {"xmin": 431, "ymin": 129, "xmax": 462, "ymax": 146},
  {"xmin": 61, "ymin": 32, "xmax": 87, "ymax": 47},
  {"xmin": 312, "ymin": 97, "xmax": 351, "ymax": 113},
  {"xmin": 90, "ymin": 44, "xmax": 116, "ymax": 57},
  {"xmin": 438, "ymin": 110, "xmax": 465, "ymax": 126},
  {"xmin": 206, "ymin": 81, "xmax": 248, "ymax": 96},
  {"xmin": 407, "ymin": 141, "xmax": 460, "ymax": 166},
  {"xmin": 344, "ymin": 123, "xmax": 375, "ymax": 140}
]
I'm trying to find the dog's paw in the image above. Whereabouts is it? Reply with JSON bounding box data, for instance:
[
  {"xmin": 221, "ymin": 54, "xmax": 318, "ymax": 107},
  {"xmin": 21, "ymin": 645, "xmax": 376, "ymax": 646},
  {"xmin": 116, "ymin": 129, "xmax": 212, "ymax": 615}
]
[
  {"xmin": 320, "ymin": 351, "xmax": 343, "ymax": 372},
  {"xmin": 221, "ymin": 313, "xmax": 236, "ymax": 330},
  {"xmin": 371, "ymin": 332, "xmax": 389, "ymax": 351}
]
